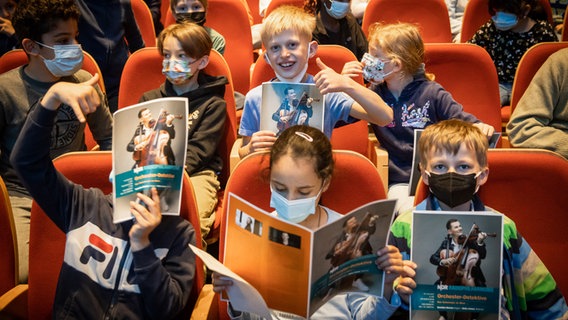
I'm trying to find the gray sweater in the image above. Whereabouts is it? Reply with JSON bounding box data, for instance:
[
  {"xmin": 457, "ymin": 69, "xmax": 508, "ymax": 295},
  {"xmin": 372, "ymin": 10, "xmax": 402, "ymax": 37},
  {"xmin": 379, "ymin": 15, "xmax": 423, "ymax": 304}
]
[{"xmin": 0, "ymin": 66, "xmax": 113, "ymax": 196}]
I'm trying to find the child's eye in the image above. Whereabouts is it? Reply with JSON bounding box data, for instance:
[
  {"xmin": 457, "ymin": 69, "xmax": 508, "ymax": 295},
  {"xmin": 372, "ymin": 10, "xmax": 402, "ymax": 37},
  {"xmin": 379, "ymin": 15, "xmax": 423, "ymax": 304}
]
[
  {"xmin": 164, "ymin": 53, "xmax": 171, "ymax": 59},
  {"xmin": 175, "ymin": 5, "xmax": 187, "ymax": 13},
  {"xmin": 287, "ymin": 42, "xmax": 298, "ymax": 50},
  {"xmin": 270, "ymin": 45, "xmax": 280, "ymax": 52},
  {"xmin": 432, "ymin": 164, "xmax": 447, "ymax": 172},
  {"xmin": 458, "ymin": 164, "xmax": 472, "ymax": 171},
  {"xmin": 191, "ymin": 4, "xmax": 204, "ymax": 11}
]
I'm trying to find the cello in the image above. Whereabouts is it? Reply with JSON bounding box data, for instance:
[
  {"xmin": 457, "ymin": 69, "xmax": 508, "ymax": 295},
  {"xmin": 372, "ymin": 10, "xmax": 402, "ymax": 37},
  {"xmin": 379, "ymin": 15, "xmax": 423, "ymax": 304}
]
[{"xmin": 135, "ymin": 109, "xmax": 182, "ymax": 167}]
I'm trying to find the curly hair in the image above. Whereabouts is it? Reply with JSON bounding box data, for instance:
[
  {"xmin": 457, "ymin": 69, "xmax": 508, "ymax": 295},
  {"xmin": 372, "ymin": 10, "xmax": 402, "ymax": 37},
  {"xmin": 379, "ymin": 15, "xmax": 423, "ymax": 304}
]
[{"xmin": 12, "ymin": 0, "xmax": 80, "ymax": 43}]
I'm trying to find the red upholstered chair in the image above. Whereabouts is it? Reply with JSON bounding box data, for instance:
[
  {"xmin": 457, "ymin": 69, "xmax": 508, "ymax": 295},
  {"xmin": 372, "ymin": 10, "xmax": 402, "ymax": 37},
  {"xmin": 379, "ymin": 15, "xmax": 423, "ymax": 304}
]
[
  {"xmin": 501, "ymin": 41, "xmax": 568, "ymax": 128},
  {"xmin": 0, "ymin": 176, "xmax": 17, "ymax": 297},
  {"xmin": 424, "ymin": 43, "xmax": 502, "ymax": 136},
  {"xmin": 165, "ymin": 0, "xmax": 254, "ymax": 95},
  {"xmin": 131, "ymin": 0, "xmax": 157, "ymax": 47},
  {"xmin": 246, "ymin": 0, "xmax": 263, "ymax": 24},
  {"xmin": 414, "ymin": 149, "xmax": 568, "ymax": 296},
  {"xmin": 196, "ymin": 150, "xmax": 387, "ymax": 319},
  {"xmin": 460, "ymin": 0, "xmax": 553, "ymax": 42},
  {"xmin": 0, "ymin": 151, "xmax": 204, "ymax": 319},
  {"xmin": 361, "ymin": 0, "xmax": 452, "ymax": 42},
  {"xmin": 0, "ymin": 49, "xmax": 105, "ymax": 151}
]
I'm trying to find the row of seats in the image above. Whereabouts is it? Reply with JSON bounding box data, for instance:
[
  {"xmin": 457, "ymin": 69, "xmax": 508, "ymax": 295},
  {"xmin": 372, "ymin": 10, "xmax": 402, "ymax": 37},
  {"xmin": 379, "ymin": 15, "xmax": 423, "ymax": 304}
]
[
  {"xmin": 132, "ymin": 0, "xmax": 562, "ymax": 97},
  {"xmin": 2, "ymin": 39, "xmax": 566, "ymax": 244},
  {"xmin": 2, "ymin": 148, "xmax": 567, "ymax": 318}
]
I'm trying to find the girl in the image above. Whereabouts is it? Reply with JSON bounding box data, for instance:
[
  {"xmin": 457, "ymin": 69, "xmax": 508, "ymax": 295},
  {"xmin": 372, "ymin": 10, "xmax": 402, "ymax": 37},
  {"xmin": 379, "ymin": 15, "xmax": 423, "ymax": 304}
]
[
  {"xmin": 342, "ymin": 22, "xmax": 494, "ymax": 214},
  {"xmin": 213, "ymin": 125, "xmax": 417, "ymax": 319},
  {"xmin": 467, "ymin": 0, "xmax": 557, "ymax": 106},
  {"xmin": 304, "ymin": 0, "xmax": 368, "ymax": 60},
  {"xmin": 140, "ymin": 22, "xmax": 228, "ymax": 246}
]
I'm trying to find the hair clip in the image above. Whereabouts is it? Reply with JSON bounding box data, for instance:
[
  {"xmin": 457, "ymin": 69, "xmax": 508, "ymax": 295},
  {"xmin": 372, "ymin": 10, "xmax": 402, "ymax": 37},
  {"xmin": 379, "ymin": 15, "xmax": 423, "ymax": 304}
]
[{"xmin": 295, "ymin": 131, "xmax": 313, "ymax": 142}]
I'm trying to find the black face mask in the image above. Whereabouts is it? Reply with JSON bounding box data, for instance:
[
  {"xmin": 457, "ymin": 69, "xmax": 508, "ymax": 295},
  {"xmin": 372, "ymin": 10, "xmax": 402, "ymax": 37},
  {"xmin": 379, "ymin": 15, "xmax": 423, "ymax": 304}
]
[
  {"xmin": 175, "ymin": 11, "xmax": 206, "ymax": 26},
  {"xmin": 427, "ymin": 172, "xmax": 478, "ymax": 208}
]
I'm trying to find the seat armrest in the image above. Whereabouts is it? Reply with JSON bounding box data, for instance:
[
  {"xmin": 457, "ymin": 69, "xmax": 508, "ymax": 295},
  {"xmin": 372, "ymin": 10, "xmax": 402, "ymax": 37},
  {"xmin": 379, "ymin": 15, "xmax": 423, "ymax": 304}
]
[
  {"xmin": 0, "ymin": 284, "xmax": 28, "ymax": 319},
  {"xmin": 230, "ymin": 138, "xmax": 243, "ymax": 174},
  {"xmin": 190, "ymin": 284, "xmax": 218, "ymax": 320}
]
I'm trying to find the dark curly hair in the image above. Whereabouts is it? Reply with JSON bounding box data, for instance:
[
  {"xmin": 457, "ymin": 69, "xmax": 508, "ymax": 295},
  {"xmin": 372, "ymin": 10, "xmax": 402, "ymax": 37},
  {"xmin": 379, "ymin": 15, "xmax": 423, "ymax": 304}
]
[
  {"xmin": 488, "ymin": 0, "xmax": 547, "ymax": 21},
  {"xmin": 12, "ymin": 0, "xmax": 80, "ymax": 43}
]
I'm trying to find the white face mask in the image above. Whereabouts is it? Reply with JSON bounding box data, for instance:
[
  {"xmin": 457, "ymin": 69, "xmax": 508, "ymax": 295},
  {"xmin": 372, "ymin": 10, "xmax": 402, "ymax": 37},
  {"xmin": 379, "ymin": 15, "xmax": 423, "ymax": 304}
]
[
  {"xmin": 265, "ymin": 44, "xmax": 311, "ymax": 83},
  {"xmin": 270, "ymin": 185, "xmax": 322, "ymax": 224},
  {"xmin": 325, "ymin": 0, "xmax": 350, "ymax": 19},
  {"xmin": 492, "ymin": 11, "xmax": 519, "ymax": 31},
  {"xmin": 37, "ymin": 42, "xmax": 83, "ymax": 77},
  {"xmin": 361, "ymin": 52, "xmax": 394, "ymax": 84}
]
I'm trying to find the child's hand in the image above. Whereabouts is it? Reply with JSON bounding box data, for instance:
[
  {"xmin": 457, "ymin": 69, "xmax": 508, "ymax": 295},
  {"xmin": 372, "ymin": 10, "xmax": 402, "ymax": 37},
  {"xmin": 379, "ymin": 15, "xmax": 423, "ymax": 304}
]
[
  {"xmin": 393, "ymin": 261, "xmax": 417, "ymax": 304},
  {"xmin": 375, "ymin": 245, "xmax": 403, "ymax": 273},
  {"xmin": 473, "ymin": 122, "xmax": 495, "ymax": 139},
  {"xmin": 129, "ymin": 187, "xmax": 162, "ymax": 252},
  {"xmin": 314, "ymin": 58, "xmax": 355, "ymax": 95},
  {"xmin": 40, "ymin": 73, "xmax": 101, "ymax": 123},
  {"xmin": 241, "ymin": 130, "xmax": 277, "ymax": 157},
  {"xmin": 0, "ymin": 17, "xmax": 15, "ymax": 36},
  {"xmin": 212, "ymin": 271, "xmax": 234, "ymax": 293},
  {"xmin": 341, "ymin": 61, "xmax": 364, "ymax": 78}
]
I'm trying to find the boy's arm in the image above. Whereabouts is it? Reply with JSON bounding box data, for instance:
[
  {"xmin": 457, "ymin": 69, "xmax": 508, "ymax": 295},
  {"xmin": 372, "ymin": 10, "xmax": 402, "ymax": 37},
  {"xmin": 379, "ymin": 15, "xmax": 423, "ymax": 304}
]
[
  {"xmin": 314, "ymin": 58, "xmax": 393, "ymax": 126},
  {"xmin": 133, "ymin": 217, "xmax": 196, "ymax": 319},
  {"xmin": 86, "ymin": 84, "xmax": 113, "ymax": 150},
  {"xmin": 185, "ymin": 99, "xmax": 226, "ymax": 175},
  {"xmin": 10, "ymin": 76, "xmax": 102, "ymax": 230}
]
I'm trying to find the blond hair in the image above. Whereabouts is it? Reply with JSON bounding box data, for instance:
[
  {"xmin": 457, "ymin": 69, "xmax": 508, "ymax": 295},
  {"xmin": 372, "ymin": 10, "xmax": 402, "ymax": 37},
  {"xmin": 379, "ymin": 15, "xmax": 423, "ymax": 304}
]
[
  {"xmin": 418, "ymin": 119, "xmax": 488, "ymax": 169},
  {"xmin": 157, "ymin": 22, "xmax": 212, "ymax": 59},
  {"xmin": 260, "ymin": 5, "xmax": 315, "ymax": 46},
  {"xmin": 368, "ymin": 22, "xmax": 434, "ymax": 80}
]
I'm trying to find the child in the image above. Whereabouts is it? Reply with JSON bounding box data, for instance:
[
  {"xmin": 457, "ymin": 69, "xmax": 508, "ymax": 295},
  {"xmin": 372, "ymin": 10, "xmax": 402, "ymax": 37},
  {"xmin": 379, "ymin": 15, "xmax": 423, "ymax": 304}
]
[
  {"xmin": 0, "ymin": 0, "xmax": 17, "ymax": 56},
  {"xmin": 170, "ymin": 0, "xmax": 226, "ymax": 55},
  {"xmin": 304, "ymin": 0, "xmax": 369, "ymax": 61},
  {"xmin": 238, "ymin": 5, "xmax": 393, "ymax": 159},
  {"xmin": 389, "ymin": 119, "xmax": 568, "ymax": 318},
  {"xmin": 507, "ymin": 47, "xmax": 568, "ymax": 158},
  {"xmin": 342, "ymin": 22, "xmax": 494, "ymax": 214},
  {"xmin": 1, "ymin": 0, "xmax": 113, "ymax": 283},
  {"xmin": 467, "ymin": 0, "xmax": 557, "ymax": 106},
  {"xmin": 11, "ymin": 75, "xmax": 196, "ymax": 319},
  {"xmin": 214, "ymin": 125, "xmax": 417, "ymax": 319},
  {"xmin": 139, "ymin": 22, "xmax": 227, "ymax": 246}
]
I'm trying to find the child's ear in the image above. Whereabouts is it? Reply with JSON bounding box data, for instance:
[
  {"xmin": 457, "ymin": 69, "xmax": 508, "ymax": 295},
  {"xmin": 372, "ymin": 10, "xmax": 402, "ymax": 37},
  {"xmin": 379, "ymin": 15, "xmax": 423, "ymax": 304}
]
[
  {"xmin": 476, "ymin": 167, "xmax": 489, "ymax": 188},
  {"xmin": 22, "ymin": 38, "xmax": 40, "ymax": 56},
  {"xmin": 308, "ymin": 40, "xmax": 318, "ymax": 59},
  {"xmin": 321, "ymin": 177, "xmax": 331, "ymax": 193},
  {"xmin": 420, "ymin": 164, "xmax": 430, "ymax": 186},
  {"xmin": 197, "ymin": 55, "xmax": 209, "ymax": 70}
]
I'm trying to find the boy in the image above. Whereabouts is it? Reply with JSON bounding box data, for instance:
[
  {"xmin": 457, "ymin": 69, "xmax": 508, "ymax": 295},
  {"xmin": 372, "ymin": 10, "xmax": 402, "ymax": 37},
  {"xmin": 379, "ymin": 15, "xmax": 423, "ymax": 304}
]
[
  {"xmin": 237, "ymin": 5, "xmax": 393, "ymax": 159},
  {"xmin": 11, "ymin": 75, "xmax": 196, "ymax": 319},
  {"xmin": 139, "ymin": 22, "xmax": 227, "ymax": 245},
  {"xmin": 389, "ymin": 119, "xmax": 568, "ymax": 318},
  {"xmin": 0, "ymin": 0, "xmax": 113, "ymax": 283},
  {"xmin": 170, "ymin": 0, "xmax": 225, "ymax": 55}
]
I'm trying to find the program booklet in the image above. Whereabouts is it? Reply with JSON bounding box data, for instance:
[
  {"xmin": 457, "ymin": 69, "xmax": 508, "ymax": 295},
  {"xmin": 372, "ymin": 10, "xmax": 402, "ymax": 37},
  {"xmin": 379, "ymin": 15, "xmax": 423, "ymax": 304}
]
[
  {"xmin": 111, "ymin": 97, "xmax": 188, "ymax": 223},
  {"xmin": 410, "ymin": 210, "xmax": 504, "ymax": 319},
  {"xmin": 199, "ymin": 193, "xmax": 396, "ymax": 318},
  {"xmin": 259, "ymin": 82, "xmax": 325, "ymax": 136}
]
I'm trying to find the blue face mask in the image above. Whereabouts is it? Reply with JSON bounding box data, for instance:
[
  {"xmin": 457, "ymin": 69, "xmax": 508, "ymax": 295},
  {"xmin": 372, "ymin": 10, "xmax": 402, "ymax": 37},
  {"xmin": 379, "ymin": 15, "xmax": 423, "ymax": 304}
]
[
  {"xmin": 492, "ymin": 11, "xmax": 519, "ymax": 31},
  {"xmin": 325, "ymin": 0, "xmax": 350, "ymax": 19},
  {"xmin": 270, "ymin": 185, "xmax": 322, "ymax": 224}
]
